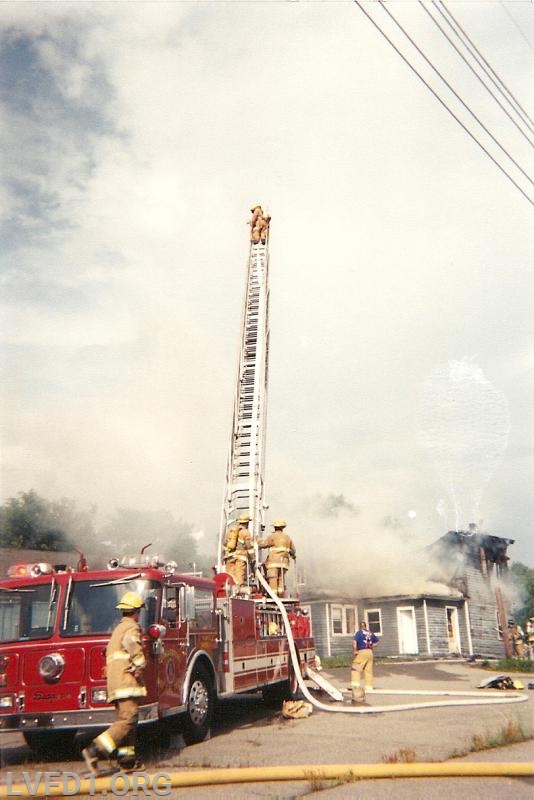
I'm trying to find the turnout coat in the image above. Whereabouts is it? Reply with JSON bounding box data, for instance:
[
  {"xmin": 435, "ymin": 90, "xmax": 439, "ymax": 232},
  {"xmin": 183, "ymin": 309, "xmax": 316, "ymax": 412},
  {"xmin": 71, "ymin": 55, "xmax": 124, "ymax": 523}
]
[{"xmin": 106, "ymin": 616, "xmax": 147, "ymax": 702}]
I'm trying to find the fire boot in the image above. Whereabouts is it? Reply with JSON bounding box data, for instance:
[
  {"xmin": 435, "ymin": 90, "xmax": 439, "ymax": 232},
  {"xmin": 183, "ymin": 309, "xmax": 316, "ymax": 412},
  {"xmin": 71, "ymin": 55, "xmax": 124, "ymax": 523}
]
[
  {"xmin": 351, "ymin": 685, "xmax": 366, "ymax": 704},
  {"xmin": 117, "ymin": 757, "xmax": 145, "ymax": 772},
  {"xmin": 82, "ymin": 743, "xmax": 100, "ymax": 774}
]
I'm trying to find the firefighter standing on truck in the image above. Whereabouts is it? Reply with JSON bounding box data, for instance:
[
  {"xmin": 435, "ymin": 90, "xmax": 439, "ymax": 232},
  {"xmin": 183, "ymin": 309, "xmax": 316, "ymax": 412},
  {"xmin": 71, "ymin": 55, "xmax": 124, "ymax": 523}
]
[
  {"xmin": 257, "ymin": 520, "xmax": 296, "ymax": 596},
  {"xmin": 223, "ymin": 513, "xmax": 254, "ymax": 589},
  {"xmin": 82, "ymin": 591, "xmax": 147, "ymax": 774}
]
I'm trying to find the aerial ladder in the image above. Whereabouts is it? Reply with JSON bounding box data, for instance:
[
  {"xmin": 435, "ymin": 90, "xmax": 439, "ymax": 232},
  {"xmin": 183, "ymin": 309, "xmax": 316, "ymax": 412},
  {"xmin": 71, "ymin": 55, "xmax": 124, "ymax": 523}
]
[
  {"xmin": 217, "ymin": 207, "xmax": 270, "ymax": 572},
  {"xmin": 214, "ymin": 207, "xmax": 349, "ymax": 702}
]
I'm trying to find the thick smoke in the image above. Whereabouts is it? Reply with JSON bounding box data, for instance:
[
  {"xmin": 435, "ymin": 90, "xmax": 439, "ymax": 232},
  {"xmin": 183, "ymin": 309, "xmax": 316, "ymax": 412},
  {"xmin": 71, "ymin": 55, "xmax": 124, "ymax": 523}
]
[{"xmin": 277, "ymin": 493, "xmax": 455, "ymax": 599}]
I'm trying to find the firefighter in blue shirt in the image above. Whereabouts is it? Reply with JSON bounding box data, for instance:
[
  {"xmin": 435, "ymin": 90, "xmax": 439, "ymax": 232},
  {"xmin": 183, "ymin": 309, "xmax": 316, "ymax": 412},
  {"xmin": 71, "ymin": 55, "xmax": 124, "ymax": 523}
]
[{"xmin": 351, "ymin": 620, "xmax": 379, "ymax": 702}]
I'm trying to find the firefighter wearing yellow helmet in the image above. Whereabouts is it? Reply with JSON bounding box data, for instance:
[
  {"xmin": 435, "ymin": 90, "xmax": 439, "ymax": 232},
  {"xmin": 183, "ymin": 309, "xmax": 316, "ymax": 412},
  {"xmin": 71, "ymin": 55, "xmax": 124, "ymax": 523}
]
[
  {"xmin": 257, "ymin": 520, "xmax": 296, "ymax": 596},
  {"xmin": 223, "ymin": 513, "xmax": 254, "ymax": 589},
  {"xmin": 249, "ymin": 204, "xmax": 271, "ymax": 244},
  {"xmin": 82, "ymin": 591, "xmax": 147, "ymax": 774}
]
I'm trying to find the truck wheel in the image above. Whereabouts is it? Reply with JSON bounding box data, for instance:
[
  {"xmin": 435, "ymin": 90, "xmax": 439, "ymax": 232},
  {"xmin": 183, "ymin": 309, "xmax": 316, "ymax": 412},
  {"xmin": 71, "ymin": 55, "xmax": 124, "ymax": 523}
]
[
  {"xmin": 182, "ymin": 664, "xmax": 214, "ymax": 745},
  {"xmin": 262, "ymin": 656, "xmax": 300, "ymax": 708},
  {"xmin": 23, "ymin": 730, "xmax": 78, "ymax": 758}
]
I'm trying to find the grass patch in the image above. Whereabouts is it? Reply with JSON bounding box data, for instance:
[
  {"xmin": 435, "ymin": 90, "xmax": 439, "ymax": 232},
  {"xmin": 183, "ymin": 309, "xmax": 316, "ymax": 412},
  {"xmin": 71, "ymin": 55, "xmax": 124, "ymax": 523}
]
[
  {"xmin": 480, "ymin": 657, "xmax": 534, "ymax": 673},
  {"xmin": 450, "ymin": 719, "xmax": 533, "ymax": 758},
  {"xmin": 471, "ymin": 720, "xmax": 529, "ymax": 751},
  {"xmin": 303, "ymin": 769, "xmax": 334, "ymax": 792},
  {"xmin": 320, "ymin": 656, "xmax": 352, "ymax": 668},
  {"xmin": 304, "ymin": 769, "xmax": 360, "ymax": 792},
  {"xmin": 320, "ymin": 655, "xmax": 395, "ymax": 669},
  {"xmin": 382, "ymin": 747, "xmax": 417, "ymax": 763}
]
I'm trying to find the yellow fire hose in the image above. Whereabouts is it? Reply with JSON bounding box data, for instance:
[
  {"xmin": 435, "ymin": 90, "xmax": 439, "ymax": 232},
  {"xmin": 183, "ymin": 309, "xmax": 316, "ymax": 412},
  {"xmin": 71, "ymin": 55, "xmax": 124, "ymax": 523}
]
[{"xmin": 2, "ymin": 762, "xmax": 534, "ymax": 797}]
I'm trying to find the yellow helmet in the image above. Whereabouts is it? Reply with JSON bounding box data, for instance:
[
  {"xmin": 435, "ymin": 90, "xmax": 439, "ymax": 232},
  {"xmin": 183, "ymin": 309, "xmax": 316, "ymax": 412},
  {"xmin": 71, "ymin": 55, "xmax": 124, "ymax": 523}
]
[
  {"xmin": 273, "ymin": 520, "xmax": 287, "ymax": 528},
  {"xmin": 116, "ymin": 591, "xmax": 145, "ymax": 610},
  {"xmin": 238, "ymin": 513, "xmax": 251, "ymax": 523},
  {"xmin": 251, "ymin": 204, "xmax": 262, "ymax": 212}
]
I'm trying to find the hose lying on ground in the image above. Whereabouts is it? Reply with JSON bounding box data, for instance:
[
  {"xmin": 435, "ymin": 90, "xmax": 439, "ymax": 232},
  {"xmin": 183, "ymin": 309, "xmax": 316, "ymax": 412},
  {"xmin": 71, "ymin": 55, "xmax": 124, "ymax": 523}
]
[
  {"xmin": 2, "ymin": 761, "xmax": 534, "ymax": 797},
  {"xmin": 255, "ymin": 569, "xmax": 528, "ymax": 714}
]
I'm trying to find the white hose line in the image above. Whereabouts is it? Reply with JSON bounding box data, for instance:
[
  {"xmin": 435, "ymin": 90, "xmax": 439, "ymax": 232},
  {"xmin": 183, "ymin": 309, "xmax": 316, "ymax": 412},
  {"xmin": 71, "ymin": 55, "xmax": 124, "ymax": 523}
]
[{"xmin": 255, "ymin": 570, "xmax": 528, "ymax": 714}]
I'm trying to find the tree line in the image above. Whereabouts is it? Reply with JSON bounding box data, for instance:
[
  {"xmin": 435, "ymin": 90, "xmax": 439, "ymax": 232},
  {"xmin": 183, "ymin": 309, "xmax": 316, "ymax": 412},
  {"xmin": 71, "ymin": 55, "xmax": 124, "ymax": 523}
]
[
  {"xmin": 1, "ymin": 490, "xmax": 533, "ymax": 626},
  {"xmin": 0, "ymin": 490, "xmax": 211, "ymax": 573}
]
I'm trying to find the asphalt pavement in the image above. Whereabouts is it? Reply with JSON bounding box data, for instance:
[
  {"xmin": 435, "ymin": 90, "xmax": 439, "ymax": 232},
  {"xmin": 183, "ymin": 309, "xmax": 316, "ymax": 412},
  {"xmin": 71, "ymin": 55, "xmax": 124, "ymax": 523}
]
[{"xmin": 1, "ymin": 660, "xmax": 533, "ymax": 799}]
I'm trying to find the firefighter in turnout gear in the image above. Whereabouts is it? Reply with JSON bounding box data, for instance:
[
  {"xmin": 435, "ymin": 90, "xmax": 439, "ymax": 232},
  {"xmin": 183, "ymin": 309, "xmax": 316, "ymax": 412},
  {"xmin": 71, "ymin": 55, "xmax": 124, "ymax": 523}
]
[
  {"xmin": 82, "ymin": 592, "xmax": 147, "ymax": 774},
  {"xmin": 223, "ymin": 513, "xmax": 254, "ymax": 588},
  {"xmin": 351, "ymin": 620, "xmax": 379, "ymax": 702},
  {"xmin": 509, "ymin": 620, "xmax": 525, "ymax": 658},
  {"xmin": 527, "ymin": 618, "xmax": 534, "ymax": 660},
  {"xmin": 250, "ymin": 205, "xmax": 263, "ymax": 244},
  {"xmin": 249, "ymin": 204, "xmax": 271, "ymax": 244},
  {"xmin": 257, "ymin": 520, "xmax": 296, "ymax": 596}
]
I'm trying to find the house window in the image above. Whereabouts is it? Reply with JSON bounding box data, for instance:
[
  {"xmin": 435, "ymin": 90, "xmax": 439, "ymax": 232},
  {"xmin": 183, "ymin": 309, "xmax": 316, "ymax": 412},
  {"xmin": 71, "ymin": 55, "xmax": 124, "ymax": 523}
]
[
  {"xmin": 365, "ymin": 609, "xmax": 382, "ymax": 635},
  {"xmin": 330, "ymin": 604, "xmax": 357, "ymax": 636}
]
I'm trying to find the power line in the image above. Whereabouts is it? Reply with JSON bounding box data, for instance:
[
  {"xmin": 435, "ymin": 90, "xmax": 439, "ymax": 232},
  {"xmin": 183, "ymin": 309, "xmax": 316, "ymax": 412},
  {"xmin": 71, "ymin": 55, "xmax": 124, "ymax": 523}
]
[
  {"xmin": 378, "ymin": 2, "xmax": 532, "ymax": 187},
  {"xmin": 352, "ymin": 1, "xmax": 533, "ymax": 207},
  {"xmin": 499, "ymin": 0, "xmax": 534, "ymax": 54},
  {"xmin": 441, "ymin": 1, "xmax": 534, "ymax": 130},
  {"xmin": 427, "ymin": 1, "xmax": 534, "ymax": 143}
]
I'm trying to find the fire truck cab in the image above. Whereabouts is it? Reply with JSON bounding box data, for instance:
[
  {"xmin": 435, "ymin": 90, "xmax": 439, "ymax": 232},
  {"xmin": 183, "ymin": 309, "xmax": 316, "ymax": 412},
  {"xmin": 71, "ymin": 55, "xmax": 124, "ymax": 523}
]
[{"xmin": 0, "ymin": 553, "xmax": 316, "ymax": 756}]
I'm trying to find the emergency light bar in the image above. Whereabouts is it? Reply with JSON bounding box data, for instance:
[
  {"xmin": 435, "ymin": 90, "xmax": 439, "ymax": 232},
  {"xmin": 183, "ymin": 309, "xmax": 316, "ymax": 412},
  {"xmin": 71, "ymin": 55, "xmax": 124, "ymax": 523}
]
[
  {"xmin": 107, "ymin": 554, "xmax": 167, "ymax": 570},
  {"xmin": 7, "ymin": 562, "xmax": 54, "ymax": 578}
]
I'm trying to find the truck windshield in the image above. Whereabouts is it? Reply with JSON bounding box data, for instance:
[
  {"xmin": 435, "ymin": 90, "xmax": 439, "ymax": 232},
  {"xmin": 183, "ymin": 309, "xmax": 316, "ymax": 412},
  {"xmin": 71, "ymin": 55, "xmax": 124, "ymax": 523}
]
[
  {"xmin": 0, "ymin": 581, "xmax": 58, "ymax": 643},
  {"xmin": 60, "ymin": 578, "xmax": 159, "ymax": 636}
]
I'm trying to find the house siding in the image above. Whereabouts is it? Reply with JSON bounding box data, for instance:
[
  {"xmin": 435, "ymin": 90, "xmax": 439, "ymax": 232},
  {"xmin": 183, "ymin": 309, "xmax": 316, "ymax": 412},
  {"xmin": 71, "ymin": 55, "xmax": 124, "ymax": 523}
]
[{"xmin": 305, "ymin": 530, "xmax": 512, "ymax": 661}]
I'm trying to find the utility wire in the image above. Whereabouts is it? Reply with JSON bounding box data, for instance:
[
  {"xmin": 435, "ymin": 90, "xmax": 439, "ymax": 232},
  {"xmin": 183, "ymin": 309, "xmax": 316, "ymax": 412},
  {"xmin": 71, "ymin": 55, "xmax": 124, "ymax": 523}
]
[
  {"xmin": 499, "ymin": 0, "xmax": 534, "ymax": 54},
  {"xmin": 426, "ymin": 1, "xmax": 534, "ymax": 144},
  {"xmin": 378, "ymin": 2, "xmax": 532, "ymax": 187},
  {"xmin": 440, "ymin": 0, "xmax": 534, "ymax": 128},
  {"xmin": 353, "ymin": 1, "xmax": 533, "ymax": 207}
]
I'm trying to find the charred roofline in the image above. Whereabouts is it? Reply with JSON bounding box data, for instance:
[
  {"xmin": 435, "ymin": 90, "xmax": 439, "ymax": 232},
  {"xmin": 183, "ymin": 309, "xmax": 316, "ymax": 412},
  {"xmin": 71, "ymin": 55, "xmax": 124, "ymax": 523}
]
[{"xmin": 427, "ymin": 529, "xmax": 514, "ymax": 562}]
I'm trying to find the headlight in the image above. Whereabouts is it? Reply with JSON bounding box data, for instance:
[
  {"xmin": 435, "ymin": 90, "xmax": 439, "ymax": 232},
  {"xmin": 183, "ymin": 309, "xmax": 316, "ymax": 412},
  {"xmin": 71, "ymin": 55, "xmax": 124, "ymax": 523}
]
[
  {"xmin": 0, "ymin": 695, "xmax": 14, "ymax": 708},
  {"xmin": 91, "ymin": 688, "xmax": 108, "ymax": 703},
  {"xmin": 38, "ymin": 653, "xmax": 65, "ymax": 682}
]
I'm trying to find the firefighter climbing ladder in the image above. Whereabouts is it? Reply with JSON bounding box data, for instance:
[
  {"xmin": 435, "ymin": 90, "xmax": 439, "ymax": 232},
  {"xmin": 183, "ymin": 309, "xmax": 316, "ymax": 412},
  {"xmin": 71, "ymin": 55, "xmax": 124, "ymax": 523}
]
[{"xmin": 218, "ymin": 233, "xmax": 270, "ymax": 567}]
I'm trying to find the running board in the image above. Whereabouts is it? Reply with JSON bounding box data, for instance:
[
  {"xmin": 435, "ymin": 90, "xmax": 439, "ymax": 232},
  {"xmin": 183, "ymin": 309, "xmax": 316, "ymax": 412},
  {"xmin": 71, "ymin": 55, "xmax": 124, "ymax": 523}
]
[{"xmin": 304, "ymin": 665, "xmax": 343, "ymax": 702}]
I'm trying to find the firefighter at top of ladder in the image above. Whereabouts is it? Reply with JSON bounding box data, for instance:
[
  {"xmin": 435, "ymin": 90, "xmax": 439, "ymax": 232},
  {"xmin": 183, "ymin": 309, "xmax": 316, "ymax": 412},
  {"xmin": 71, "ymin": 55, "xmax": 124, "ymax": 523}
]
[
  {"xmin": 250, "ymin": 204, "xmax": 271, "ymax": 244},
  {"xmin": 223, "ymin": 513, "xmax": 254, "ymax": 590}
]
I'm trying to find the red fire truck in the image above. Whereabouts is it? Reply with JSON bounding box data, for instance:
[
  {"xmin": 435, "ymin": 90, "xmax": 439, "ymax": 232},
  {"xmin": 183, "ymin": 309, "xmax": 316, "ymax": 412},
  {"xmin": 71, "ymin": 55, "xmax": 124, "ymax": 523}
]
[
  {"xmin": 0, "ymin": 209, "xmax": 327, "ymax": 757},
  {"xmin": 0, "ymin": 551, "xmax": 316, "ymax": 756}
]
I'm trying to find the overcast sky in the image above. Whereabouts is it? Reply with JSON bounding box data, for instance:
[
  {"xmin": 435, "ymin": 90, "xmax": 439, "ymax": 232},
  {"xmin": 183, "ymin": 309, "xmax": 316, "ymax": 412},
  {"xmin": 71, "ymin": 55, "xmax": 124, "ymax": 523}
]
[{"xmin": 1, "ymin": 1, "xmax": 533, "ymax": 579}]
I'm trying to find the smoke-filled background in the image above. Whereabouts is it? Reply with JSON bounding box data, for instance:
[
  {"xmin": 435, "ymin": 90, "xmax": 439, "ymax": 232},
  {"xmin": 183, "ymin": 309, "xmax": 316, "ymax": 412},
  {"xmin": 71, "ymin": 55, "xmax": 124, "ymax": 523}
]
[{"xmin": 1, "ymin": 3, "xmax": 533, "ymax": 593}]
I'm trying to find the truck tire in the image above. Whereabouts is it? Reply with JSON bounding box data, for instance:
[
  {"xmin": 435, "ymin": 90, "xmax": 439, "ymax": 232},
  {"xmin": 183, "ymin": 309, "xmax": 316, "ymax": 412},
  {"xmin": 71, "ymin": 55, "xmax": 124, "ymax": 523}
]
[
  {"xmin": 262, "ymin": 654, "xmax": 300, "ymax": 708},
  {"xmin": 182, "ymin": 664, "xmax": 214, "ymax": 745},
  {"xmin": 23, "ymin": 730, "xmax": 78, "ymax": 758}
]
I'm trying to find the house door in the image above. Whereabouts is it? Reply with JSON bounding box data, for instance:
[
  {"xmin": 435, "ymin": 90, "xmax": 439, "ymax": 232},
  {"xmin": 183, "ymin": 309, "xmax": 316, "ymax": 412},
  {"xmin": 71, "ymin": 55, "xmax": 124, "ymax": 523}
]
[
  {"xmin": 397, "ymin": 607, "xmax": 418, "ymax": 654},
  {"xmin": 446, "ymin": 606, "xmax": 461, "ymax": 654}
]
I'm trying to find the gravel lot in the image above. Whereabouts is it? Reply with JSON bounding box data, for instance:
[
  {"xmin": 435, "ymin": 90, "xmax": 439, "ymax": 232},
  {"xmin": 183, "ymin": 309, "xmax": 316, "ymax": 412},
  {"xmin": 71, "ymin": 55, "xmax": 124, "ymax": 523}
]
[{"xmin": 1, "ymin": 660, "xmax": 533, "ymax": 799}]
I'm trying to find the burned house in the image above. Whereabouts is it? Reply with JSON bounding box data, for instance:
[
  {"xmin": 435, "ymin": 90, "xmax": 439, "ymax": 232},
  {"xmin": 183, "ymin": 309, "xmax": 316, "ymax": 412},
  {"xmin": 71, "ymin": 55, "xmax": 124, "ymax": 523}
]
[{"xmin": 304, "ymin": 527, "xmax": 514, "ymax": 660}]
